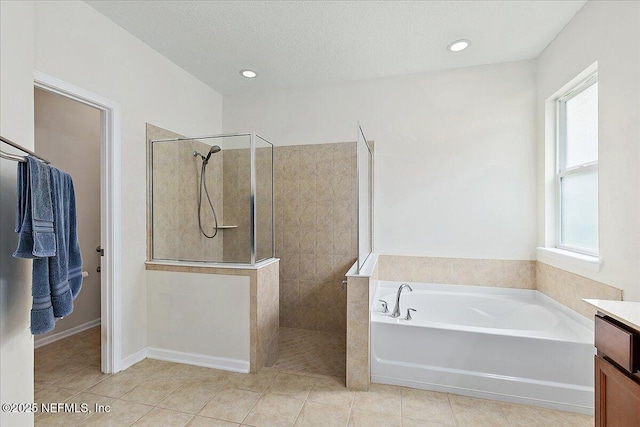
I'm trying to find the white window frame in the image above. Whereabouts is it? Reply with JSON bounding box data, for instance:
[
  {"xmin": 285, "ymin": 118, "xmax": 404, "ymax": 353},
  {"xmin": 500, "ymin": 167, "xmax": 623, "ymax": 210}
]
[{"xmin": 555, "ymin": 72, "xmax": 599, "ymax": 257}]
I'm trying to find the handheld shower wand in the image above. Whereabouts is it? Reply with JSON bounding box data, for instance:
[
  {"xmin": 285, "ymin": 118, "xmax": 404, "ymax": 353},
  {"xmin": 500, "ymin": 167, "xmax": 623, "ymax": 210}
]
[
  {"xmin": 193, "ymin": 144, "xmax": 222, "ymax": 238},
  {"xmin": 193, "ymin": 145, "xmax": 221, "ymax": 164}
]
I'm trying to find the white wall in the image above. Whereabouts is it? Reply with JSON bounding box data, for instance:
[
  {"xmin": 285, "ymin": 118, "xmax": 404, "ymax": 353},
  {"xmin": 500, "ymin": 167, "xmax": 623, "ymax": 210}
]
[
  {"xmin": 0, "ymin": 1, "xmax": 35, "ymax": 425},
  {"xmin": 0, "ymin": 3, "xmax": 225, "ymax": 407},
  {"xmin": 536, "ymin": 1, "xmax": 640, "ymax": 301},
  {"xmin": 224, "ymin": 60, "xmax": 538, "ymax": 260},
  {"xmin": 33, "ymin": 1, "xmax": 224, "ymax": 359},
  {"xmin": 147, "ymin": 271, "xmax": 250, "ymax": 371},
  {"xmin": 34, "ymin": 88, "xmax": 102, "ymax": 341}
]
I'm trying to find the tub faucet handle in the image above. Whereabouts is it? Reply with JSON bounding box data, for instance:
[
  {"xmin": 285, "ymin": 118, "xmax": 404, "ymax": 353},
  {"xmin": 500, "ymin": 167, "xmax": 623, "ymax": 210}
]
[
  {"xmin": 405, "ymin": 308, "xmax": 417, "ymax": 321},
  {"xmin": 378, "ymin": 300, "xmax": 389, "ymax": 313}
]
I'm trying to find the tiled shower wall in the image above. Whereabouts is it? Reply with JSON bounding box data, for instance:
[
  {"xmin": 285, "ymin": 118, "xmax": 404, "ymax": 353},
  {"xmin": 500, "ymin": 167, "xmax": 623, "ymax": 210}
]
[
  {"xmin": 275, "ymin": 142, "xmax": 357, "ymax": 333},
  {"xmin": 222, "ymin": 146, "xmax": 274, "ymax": 263},
  {"xmin": 221, "ymin": 148, "xmax": 251, "ymax": 263},
  {"xmin": 147, "ymin": 124, "xmax": 224, "ymax": 261}
]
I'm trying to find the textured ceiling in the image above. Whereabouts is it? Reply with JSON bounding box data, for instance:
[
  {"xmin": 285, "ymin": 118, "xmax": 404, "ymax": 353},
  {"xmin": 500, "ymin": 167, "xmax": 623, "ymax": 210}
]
[{"xmin": 86, "ymin": 1, "xmax": 586, "ymax": 96}]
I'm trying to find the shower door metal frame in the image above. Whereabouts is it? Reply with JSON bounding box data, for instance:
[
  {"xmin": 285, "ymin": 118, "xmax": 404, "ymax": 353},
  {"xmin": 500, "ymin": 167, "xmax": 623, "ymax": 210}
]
[
  {"xmin": 356, "ymin": 124, "xmax": 374, "ymax": 273},
  {"xmin": 148, "ymin": 132, "xmax": 275, "ymax": 265},
  {"xmin": 252, "ymin": 133, "xmax": 276, "ymax": 264}
]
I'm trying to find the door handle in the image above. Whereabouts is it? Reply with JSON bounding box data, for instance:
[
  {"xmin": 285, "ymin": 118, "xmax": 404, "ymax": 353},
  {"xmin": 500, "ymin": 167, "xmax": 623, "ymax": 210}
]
[{"xmin": 96, "ymin": 246, "xmax": 104, "ymax": 256}]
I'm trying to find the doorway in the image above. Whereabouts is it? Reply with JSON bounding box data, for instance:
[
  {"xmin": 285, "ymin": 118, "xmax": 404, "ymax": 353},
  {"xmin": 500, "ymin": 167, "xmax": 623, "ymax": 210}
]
[
  {"xmin": 33, "ymin": 72, "xmax": 122, "ymax": 374},
  {"xmin": 33, "ymin": 87, "xmax": 102, "ymax": 364}
]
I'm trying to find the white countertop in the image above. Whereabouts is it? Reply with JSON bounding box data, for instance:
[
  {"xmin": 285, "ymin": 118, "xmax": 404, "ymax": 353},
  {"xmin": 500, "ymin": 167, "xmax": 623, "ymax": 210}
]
[{"xmin": 583, "ymin": 299, "xmax": 640, "ymax": 331}]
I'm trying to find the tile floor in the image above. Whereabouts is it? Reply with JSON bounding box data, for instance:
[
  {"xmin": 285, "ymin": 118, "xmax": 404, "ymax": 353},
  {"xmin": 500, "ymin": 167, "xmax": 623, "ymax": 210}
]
[
  {"xmin": 34, "ymin": 326, "xmax": 594, "ymax": 426},
  {"xmin": 272, "ymin": 328, "xmax": 346, "ymax": 377}
]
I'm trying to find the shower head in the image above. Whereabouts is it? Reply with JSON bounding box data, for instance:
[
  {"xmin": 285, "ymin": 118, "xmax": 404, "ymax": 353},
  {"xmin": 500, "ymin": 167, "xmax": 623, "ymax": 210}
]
[
  {"xmin": 193, "ymin": 145, "xmax": 222, "ymax": 164},
  {"xmin": 204, "ymin": 145, "xmax": 221, "ymax": 162}
]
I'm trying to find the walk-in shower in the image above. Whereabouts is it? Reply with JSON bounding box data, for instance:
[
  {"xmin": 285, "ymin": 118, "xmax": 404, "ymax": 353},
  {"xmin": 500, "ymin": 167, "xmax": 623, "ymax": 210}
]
[{"xmin": 148, "ymin": 127, "xmax": 274, "ymax": 265}]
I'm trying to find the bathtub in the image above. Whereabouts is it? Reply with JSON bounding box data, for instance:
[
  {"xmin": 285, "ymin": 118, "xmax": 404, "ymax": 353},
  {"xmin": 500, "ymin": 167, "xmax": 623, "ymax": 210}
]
[{"xmin": 371, "ymin": 281, "xmax": 594, "ymax": 414}]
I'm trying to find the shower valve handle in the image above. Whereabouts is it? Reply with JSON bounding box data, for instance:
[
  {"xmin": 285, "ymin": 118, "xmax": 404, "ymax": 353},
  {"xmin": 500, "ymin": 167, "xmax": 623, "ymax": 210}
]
[
  {"xmin": 379, "ymin": 300, "xmax": 389, "ymax": 313},
  {"xmin": 405, "ymin": 308, "xmax": 417, "ymax": 321}
]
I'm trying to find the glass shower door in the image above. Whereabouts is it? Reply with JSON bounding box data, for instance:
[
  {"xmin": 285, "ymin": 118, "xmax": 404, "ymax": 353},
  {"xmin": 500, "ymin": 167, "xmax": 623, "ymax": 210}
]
[{"xmin": 356, "ymin": 124, "xmax": 373, "ymax": 272}]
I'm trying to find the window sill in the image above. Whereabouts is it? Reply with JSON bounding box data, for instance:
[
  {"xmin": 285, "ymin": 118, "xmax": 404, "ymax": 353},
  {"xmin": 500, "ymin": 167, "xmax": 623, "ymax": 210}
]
[{"xmin": 536, "ymin": 247, "xmax": 602, "ymax": 272}]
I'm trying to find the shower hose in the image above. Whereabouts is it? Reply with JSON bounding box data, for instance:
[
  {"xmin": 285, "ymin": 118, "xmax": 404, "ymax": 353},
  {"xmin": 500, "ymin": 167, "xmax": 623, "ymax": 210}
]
[{"xmin": 197, "ymin": 160, "xmax": 219, "ymax": 238}]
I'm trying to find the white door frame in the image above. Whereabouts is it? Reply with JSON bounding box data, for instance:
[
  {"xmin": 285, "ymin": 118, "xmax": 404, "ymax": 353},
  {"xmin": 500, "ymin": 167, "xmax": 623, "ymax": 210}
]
[{"xmin": 34, "ymin": 71, "xmax": 122, "ymax": 374}]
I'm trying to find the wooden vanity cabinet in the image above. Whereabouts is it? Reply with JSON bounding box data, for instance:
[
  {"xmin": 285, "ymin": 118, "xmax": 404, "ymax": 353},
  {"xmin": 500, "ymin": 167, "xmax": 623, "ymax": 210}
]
[{"xmin": 594, "ymin": 314, "xmax": 640, "ymax": 427}]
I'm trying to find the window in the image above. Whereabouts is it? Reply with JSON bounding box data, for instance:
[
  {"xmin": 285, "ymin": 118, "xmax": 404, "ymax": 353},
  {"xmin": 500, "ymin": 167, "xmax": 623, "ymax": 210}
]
[{"xmin": 556, "ymin": 74, "xmax": 598, "ymax": 256}]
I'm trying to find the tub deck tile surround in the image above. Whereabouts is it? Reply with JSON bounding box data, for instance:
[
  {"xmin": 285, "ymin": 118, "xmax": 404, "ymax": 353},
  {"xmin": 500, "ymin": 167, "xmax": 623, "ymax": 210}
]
[
  {"xmin": 378, "ymin": 255, "xmax": 536, "ymax": 289},
  {"xmin": 34, "ymin": 327, "xmax": 592, "ymax": 426},
  {"xmin": 537, "ymin": 261, "xmax": 623, "ymax": 319},
  {"xmin": 378, "ymin": 255, "xmax": 624, "ymax": 320},
  {"xmin": 145, "ymin": 260, "xmax": 279, "ymax": 373}
]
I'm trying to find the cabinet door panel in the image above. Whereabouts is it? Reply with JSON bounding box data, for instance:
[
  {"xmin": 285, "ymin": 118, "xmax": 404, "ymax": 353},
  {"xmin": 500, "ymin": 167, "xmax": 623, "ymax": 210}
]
[{"xmin": 595, "ymin": 355, "xmax": 640, "ymax": 427}]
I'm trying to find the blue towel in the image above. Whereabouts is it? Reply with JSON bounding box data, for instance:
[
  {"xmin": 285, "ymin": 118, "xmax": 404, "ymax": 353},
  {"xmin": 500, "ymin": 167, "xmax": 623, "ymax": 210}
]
[
  {"xmin": 13, "ymin": 156, "xmax": 56, "ymax": 258},
  {"xmin": 13, "ymin": 159, "xmax": 83, "ymax": 335}
]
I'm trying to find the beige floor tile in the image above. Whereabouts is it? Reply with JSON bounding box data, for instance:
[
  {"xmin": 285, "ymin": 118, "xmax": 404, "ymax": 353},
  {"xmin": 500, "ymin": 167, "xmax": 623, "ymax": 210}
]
[
  {"xmin": 294, "ymin": 401, "xmax": 350, "ymax": 427},
  {"xmin": 132, "ymin": 407, "xmax": 194, "ymax": 426},
  {"xmin": 273, "ymin": 328, "xmax": 346, "ymax": 377},
  {"xmin": 352, "ymin": 384, "xmax": 402, "ymax": 416},
  {"xmin": 37, "ymin": 339, "xmax": 93, "ymax": 361},
  {"xmin": 500, "ymin": 402, "xmax": 579, "ymax": 427},
  {"xmin": 81, "ymin": 399, "xmax": 153, "ymax": 427},
  {"xmin": 348, "ymin": 408, "xmax": 401, "ymax": 427},
  {"xmin": 188, "ymin": 416, "xmax": 240, "ymax": 426},
  {"xmin": 449, "ymin": 394, "xmax": 509, "ymax": 426},
  {"xmin": 226, "ymin": 370, "xmax": 278, "ymax": 393},
  {"xmin": 126, "ymin": 358, "xmax": 176, "ymax": 377},
  {"xmin": 35, "ymin": 392, "xmax": 113, "ymax": 427},
  {"xmin": 120, "ymin": 376, "xmax": 185, "ymax": 405},
  {"xmin": 87, "ymin": 371, "xmax": 148, "ymax": 398},
  {"xmin": 35, "ymin": 358, "xmax": 92, "ymax": 389},
  {"xmin": 198, "ymin": 388, "xmax": 261, "ymax": 423},
  {"xmin": 35, "ymin": 385, "xmax": 78, "ymax": 405},
  {"xmin": 193, "ymin": 368, "xmax": 240, "ymax": 383},
  {"xmin": 156, "ymin": 362, "xmax": 227, "ymax": 382},
  {"xmin": 74, "ymin": 347, "xmax": 102, "ymax": 367},
  {"xmin": 401, "ymin": 418, "xmax": 453, "ymax": 427},
  {"xmin": 243, "ymin": 394, "xmax": 304, "ymax": 427},
  {"xmin": 159, "ymin": 380, "xmax": 227, "ymax": 414},
  {"xmin": 401, "ymin": 388, "xmax": 455, "ymax": 425},
  {"xmin": 267, "ymin": 373, "xmax": 317, "ymax": 400},
  {"xmin": 559, "ymin": 411, "xmax": 595, "ymax": 427},
  {"xmin": 52, "ymin": 365, "xmax": 109, "ymax": 392},
  {"xmin": 307, "ymin": 377, "xmax": 354, "ymax": 407}
]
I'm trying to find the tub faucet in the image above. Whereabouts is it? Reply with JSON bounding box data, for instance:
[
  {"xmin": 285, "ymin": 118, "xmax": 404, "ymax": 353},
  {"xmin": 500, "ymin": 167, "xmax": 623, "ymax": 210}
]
[{"xmin": 391, "ymin": 284, "xmax": 413, "ymax": 318}]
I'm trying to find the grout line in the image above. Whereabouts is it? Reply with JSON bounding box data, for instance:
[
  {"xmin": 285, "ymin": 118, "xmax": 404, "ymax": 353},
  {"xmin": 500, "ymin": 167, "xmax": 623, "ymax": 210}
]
[
  {"xmin": 344, "ymin": 374, "xmax": 358, "ymax": 427},
  {"xmin": 445, "ymin": 393, "xmax": 461, "ymax": 427},
  {"xmin": 238, "ymin": 386, "xmax": 265, "ymax": 426}
]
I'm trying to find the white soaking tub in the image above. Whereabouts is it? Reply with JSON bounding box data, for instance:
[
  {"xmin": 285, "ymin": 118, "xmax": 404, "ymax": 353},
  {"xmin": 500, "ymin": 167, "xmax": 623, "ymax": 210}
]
[{"xmin": 371, "ymin": 281, "xmax": 594, "ymax": 414}]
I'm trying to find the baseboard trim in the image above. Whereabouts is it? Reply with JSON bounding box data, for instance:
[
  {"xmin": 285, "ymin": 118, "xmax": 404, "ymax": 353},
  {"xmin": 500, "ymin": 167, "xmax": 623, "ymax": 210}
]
[
  {"xmin": 146, "ymin": 347, "xmax": 250, "ymax": 373},
  {"xmin": 34, "ymin": 318, "xmax": 101, "ymax": 348},
  {"xmin": 120, "ymin": 347, "xmax": 148, "ymax": 371}
]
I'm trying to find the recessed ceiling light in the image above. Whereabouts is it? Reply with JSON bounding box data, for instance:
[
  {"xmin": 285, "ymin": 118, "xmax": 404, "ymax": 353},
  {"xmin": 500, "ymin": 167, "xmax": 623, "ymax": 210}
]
[
  {"xmin": 447, "ymin": 39, "xmax": 471, "ymax": 52},
  {"xmin": 240, "ymin": 69, "xmax": 258, "ymax": 78}
]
